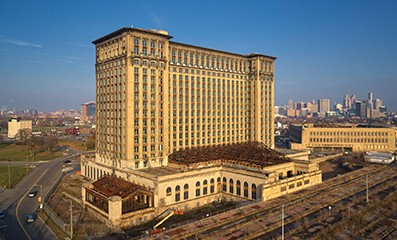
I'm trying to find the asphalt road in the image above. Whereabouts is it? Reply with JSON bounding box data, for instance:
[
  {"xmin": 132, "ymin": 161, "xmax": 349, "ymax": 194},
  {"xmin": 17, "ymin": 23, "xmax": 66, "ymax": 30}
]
[{"xmin": 0, "ymin": 150, "xmax": 79, "ymax": 240}]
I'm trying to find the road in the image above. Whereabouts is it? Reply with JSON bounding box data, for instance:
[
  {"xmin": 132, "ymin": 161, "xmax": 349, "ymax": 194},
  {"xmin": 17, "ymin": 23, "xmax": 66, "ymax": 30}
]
[{"xmin": 0, "ymin": 150, "xmax": 79, "ymax": 240}]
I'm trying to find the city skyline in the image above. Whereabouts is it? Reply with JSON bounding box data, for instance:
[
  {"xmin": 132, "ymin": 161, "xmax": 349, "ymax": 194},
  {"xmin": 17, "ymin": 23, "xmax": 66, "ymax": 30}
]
[
  {"xmin": 280, "ymin": 91, "xmax": 386, "ymax": 108},
  {"xmin": 1, "ymin": 0, "xmax": 397, "ymax": 112}
]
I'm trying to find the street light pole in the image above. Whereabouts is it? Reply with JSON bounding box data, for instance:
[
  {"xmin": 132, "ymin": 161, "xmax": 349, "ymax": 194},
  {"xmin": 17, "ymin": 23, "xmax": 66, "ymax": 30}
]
[
  {"xmin": 69, "ymin": 199, "xmax": 73, "ymax": 239},
  {"xmin": 281, "ymin": 204, "xmax": 284, "ymax": 240},
  {"xmin": 8, "ymin": 165, "xmax": 11, "ymax": 188},
  {"xmin": 366, "ymin": 174, "xmax": 369, "ymax": 203}
]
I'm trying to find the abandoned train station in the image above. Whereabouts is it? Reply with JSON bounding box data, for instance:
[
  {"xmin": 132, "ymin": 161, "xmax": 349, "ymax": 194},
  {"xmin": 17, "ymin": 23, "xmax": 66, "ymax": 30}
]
[
  {"xmin": 82, "ymin": 27, "xmax": 322, "ymax": 229},
  {"xmin": 82, "ymin": 142, "xmax": 322, "ymax": 228}
]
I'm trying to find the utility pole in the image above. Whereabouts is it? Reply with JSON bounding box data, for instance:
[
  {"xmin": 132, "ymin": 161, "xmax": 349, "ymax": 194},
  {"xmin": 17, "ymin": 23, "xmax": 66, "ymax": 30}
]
[
  {"xmin": 281, "ymin": 204, "xmax": 284, "ymax": 240},
  {"xmin": 366, "ymin": 174, "xmax": 369, "ymax": 203},
  {"xmin": 70, "ymin": 199, "xmax": 73, "ymax": 239},
  {"xmin": 8, "ymin": 165, "xmax": 11, "ymax": 188}
]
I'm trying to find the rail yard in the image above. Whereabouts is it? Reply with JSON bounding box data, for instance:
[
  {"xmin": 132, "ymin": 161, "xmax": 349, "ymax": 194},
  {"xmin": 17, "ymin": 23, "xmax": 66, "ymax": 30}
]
[{"xmin": 153, "ymin": 164, "xmax": 397, "ymax": 240}]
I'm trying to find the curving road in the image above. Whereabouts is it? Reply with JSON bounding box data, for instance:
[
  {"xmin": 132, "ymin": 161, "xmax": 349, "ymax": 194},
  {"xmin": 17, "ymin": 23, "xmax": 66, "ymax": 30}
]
[{"xmin": 0, "ymin": 150, "xmax": 79, "ymax": 240}]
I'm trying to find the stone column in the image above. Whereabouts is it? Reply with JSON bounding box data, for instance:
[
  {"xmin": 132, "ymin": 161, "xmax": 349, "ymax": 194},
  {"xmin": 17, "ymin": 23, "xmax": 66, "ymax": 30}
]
[{"xmin": 108, "ymin": 196, "xmax": 122, "ymax": 225}]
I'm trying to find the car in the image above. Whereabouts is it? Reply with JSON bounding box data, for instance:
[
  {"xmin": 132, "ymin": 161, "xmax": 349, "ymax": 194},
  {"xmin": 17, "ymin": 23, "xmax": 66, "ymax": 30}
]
[
  {"xmin": 63, "ymin": 159, "xmax": 71, "ymax": 164},
  {"xmin": 26, "ymin": 214, "xmax": 35, "ymax": 223},
  {"xmin": 28, "ymin": 191, "xmax": 37, "ymax": 198},
  {"xmin": 0, "ymin": 210, "xmax": 5, "ymax": 219}
]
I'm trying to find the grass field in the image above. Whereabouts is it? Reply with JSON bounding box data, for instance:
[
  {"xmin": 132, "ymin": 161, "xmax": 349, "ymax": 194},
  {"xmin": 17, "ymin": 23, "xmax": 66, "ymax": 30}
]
[
  {"xmin": 0, "ymin": 166, "xmax": 33, "ymax": 188},
  {"xmin": 0, "ymin": 143, "xmax": 63, "ymax": 162},
  {"xmin": 58, "ymin": 139, "xmax": 87, "ymax": 151},
  {"xmin": 0, "ymin": 143, "xmax": 64, "ymax": 188}
]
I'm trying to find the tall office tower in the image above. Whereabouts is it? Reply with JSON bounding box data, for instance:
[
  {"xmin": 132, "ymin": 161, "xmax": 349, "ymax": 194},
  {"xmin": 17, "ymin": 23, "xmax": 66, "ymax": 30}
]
[
  {"xmin": 355, "ymin": 101, "xmax": 367, "ymax": 118},
  {"xmin": 343, "ymin": 95, "xmax": 350, "ymax": 109},
  {"xmin": 317, "ymin": 99, "xmax": 330, "ymax": 113},
  {"xmin": 374, "ymin": 98, "xmax": 383, "ymax": 109},
  {"xmin": 81, "ymin": 101, "xmax": 96, "ymax": 119},
  {"xmin": 92, "ymin": 27, "xmax": 276, "ymax": 170},
  {"xmin": 368, "ymin": 92, "xmax": 373, "ymax": 102},
  {"xmin": 288, "ymin": 99, "xmax": 293, "ymax": 110},
  {"xmin": 350, "ymin": 94, "xmax": 357, "ymax": 108}
]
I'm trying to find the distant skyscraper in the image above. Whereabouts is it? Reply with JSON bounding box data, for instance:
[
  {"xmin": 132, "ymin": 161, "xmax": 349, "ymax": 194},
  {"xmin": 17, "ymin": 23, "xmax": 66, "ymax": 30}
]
[
  {"xmin": 307, "ymin": 102, "xmax": 318, "ymax": 113},
  {"xmin": 288, "ymin": 99, "xmax": 293, "ymax": 110},
  {"xmin": 368, "ymin": 92, "xmax": 373, "ymax": 101},
  {"xmin": 350, "ymin": 95, "xmax": 357, "ymax": 108},
  {"xmin": 334, "ymin": 103, "xmax": 343, "ymax": 112},
  {"xmin": 374, "ymin": 99, "xmax": 383, "ymax": 109},
  {"xmin": 81, "ymin": 101, "xmax": 96, "ymax": 119},
  {"xmin": 318, "ymin": 99, "xmax": 330, "ymax": 113},
  {"xmin": 355, "ymin": 101, "xmax": 367, "ymax": 118},
  {"xmin": 343, "ymin": 95, "xmax": 351, "ymax": 109}
]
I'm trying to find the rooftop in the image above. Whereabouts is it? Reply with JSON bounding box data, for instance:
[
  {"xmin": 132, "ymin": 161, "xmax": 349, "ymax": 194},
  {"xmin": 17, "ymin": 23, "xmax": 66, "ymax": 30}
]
[
  {"xmin": 91, "ymin": 175, "xmax": 148, "ymax": 198},
  {"xmin": 92, "ymin": 27, "xmax": 173, "ymax": 44},
  {"xmin": 92, "ymin": 27, "xmax": 276, "ymax": 60},
  {"xmin": 169, "ymin": 142, "xmax": 291, "ymax": 168},
  {"xmin": 138, "ymin": 166, "xmax": 182, "ymax": 177}
]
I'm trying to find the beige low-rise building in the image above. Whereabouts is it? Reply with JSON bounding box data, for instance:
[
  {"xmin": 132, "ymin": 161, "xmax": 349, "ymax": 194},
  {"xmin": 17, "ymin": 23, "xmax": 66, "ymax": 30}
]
[
  {"xmin": 289, "ymin": 123, "xmax": 396, "ymax": 152},
  {"xmin": 82, "ymin": 142, "xmax": 322, "ymax": 228},
  {"xmin": 7, "ymin": 117, "xmax": 32, "ymax": 139}
]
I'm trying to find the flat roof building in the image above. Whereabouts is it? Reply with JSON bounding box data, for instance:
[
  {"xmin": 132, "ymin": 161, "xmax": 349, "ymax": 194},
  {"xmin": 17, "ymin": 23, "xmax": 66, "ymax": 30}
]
[
  {"xmin": 7, "ymin": 117, "xmax": 32, "ymax": 139},
  {"xmin": 289, "ymin": 123, "xmax": 396, "ymax": 152},
  {"xmin": 81, "ymin": 101, "xmax": 96, "ymax": 119}
]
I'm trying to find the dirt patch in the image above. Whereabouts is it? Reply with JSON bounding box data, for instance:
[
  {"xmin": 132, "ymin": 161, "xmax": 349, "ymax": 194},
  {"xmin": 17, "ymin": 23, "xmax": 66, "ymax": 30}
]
[{"xmin": 46, "ymin": 173, "xmax": 111, "ymax": 239}]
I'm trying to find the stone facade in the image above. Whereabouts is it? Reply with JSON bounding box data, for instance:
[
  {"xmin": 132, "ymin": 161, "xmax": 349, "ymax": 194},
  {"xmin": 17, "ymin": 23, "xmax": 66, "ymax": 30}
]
[
  {"xmin": 7, "ymin": 117, "xmax": 32, "ymax": 139},
  {"xmin": 289, "ymin": 123, "xmax": 396, "ymax": 152},
  {"xmin": 92, "ymin": 27, "xmax": 275, "ymax": 171},
  {"xmin": 81, "ymin": 27, "xmax": 322, "ymax": 229},
  {"xmin": 82, "ymin": 154, "xmax": 321, "ymax": 229}
]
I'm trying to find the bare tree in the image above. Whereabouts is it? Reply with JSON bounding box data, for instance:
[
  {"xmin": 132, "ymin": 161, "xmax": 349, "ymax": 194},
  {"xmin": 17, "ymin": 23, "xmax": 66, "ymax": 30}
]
[
  {"xmin": 44, "ymin": 135, "xmax": 59, "ymax": 154},
  {"xmin": 17, "ymin": 128, "xmax": 31, "ymax": 144},
  {"xmin": 85, "ymin": 134, "xmax": 95, "ymax": 150}
]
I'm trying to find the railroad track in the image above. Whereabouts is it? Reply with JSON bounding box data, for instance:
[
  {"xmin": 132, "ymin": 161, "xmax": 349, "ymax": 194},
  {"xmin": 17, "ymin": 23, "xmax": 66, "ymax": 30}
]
[
  {"xmin": 284, "ymin": 174, "xmax": 397, "ymax": 239},
  {"xmin": 214, "ymin": 167, "xmax": 397, "ymax": 240},
  {"xmin": 158, "ymin": 165, "xmax": 394, "ymax": 240}
]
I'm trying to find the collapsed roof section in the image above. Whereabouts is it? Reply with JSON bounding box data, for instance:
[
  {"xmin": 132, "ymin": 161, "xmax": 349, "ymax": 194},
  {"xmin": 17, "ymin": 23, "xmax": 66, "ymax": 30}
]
[
  {"xmin": 168, "ymin": 142, "xmax": 291, "ymax": 168},
  {"xmin": 91, "ymin": 175, "xmax": 151, "ymax": 198}
]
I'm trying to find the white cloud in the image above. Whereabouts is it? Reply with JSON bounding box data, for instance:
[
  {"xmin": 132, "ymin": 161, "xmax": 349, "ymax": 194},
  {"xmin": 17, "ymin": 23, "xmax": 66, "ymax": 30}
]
[{"xmin": 2, "ymin": 39, "xmax": 43, "ymax": 48}]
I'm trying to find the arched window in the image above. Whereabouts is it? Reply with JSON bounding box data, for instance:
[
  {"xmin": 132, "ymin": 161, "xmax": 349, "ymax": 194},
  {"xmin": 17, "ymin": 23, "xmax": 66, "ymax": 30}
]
[
  {"xmin": 244, "ymin": 182, "xmax": 249, "ymax": 197},
  {"xmin": 222, "ymin": 177, "xmax": 227, "ymax": 192},
  {"xmin": 229, "ymin": 179, "xmax": 234, "ymax": 193},
  {"xmin": 203, "ymin": 180, "xmax": 208, "ymax": 195},
  {"xmin": 196, "ymin": 181, "xmax": 201, "ymax": 197},
  {"xmin": 175, "ymin": 185, "xmax": 180, "ymax": 202},
  {"xmin": 217, "ymin": 177, "xmax": 221, "ymax": 192},
  {"xmin": 166, "ymin": 187, "xmax": 172, "ymax": 196},
  {"xmin": 252, "ymin": 184, "xmax": 257, "ymax": 200},
  {"xmin": 210, "ymin": 178, "xmax": 215, "ymax": 193},
  {"xmin": 184, "ymin": 184, "xmax": 189, "ymax": 200},
  {"xmin": 236, "ymin": 180, "xmax": 241, "ymax": 196}
]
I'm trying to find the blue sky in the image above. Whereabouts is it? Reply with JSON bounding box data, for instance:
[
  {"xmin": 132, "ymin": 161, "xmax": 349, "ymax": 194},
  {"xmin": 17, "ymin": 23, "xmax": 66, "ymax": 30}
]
[{"xmin": 0, "ymin": 0, "xmax": 396, "ymax": 112}]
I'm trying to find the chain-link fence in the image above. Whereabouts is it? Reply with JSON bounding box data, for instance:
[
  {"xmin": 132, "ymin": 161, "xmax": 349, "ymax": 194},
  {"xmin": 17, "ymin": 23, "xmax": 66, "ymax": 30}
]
[
  {"xmin": 41, "ymin": 172, "xmax": 67, "ymax": 233},
  {"xmin": 43, "ymin": 202, "xmax": 66, "ymax": 232}
]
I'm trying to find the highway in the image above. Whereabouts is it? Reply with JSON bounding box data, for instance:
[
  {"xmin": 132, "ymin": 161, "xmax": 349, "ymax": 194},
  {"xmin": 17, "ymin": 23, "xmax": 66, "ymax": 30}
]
[{"xmin": 0, "ymin": 150, "xmax": 79, "ymax": 240}]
